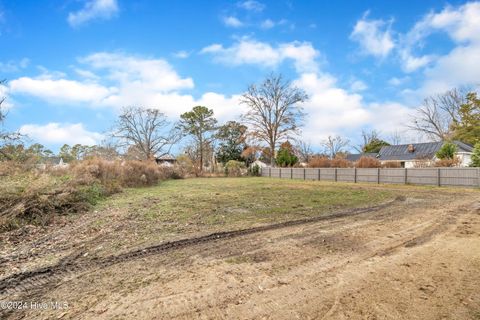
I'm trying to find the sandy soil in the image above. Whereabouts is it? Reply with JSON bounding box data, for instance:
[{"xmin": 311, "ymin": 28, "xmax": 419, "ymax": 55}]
[{"xmin": 1, "ymin": 189, "xmax": 480, "ymax": 319}]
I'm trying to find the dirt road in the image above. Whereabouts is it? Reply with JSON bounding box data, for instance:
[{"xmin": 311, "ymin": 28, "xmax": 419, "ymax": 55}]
[{"xmin": 1, "ymin": 189, "xmax": 480, "ymax": 319}]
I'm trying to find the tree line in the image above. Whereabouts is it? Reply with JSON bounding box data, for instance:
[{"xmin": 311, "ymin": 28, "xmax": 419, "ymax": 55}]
[{"xmin": 1, "ymin": 76, "xmax": 479, "ymax": 169}]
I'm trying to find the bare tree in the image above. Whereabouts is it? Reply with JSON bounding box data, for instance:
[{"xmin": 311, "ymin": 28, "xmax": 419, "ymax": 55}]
[
  {"xmin": 295, "ymin": 141, "xmax": 313, "ymax": 163},
  {"xmin": 322, "ymin": 135, "xmax": 350, "ymax": 159},
  {"xmin": 388, "ymin": 130, "xmax": 403, "ymax": 145},
  {"xmin": 111, "ymin": 107, "xmax": 179, "ymax": 160},
  {"xmin": 408, "ymin": 88, "xmax": 466, "ymax": 141},
  {"xmin": 241, "ymin": 74, "xmax": 308, "ymax": 165},
  {"xmin": 354, "ymin": 129, "xmax": 381, "ymax": 153},
  {"xmin": 0, "ymin": 80, "xmax": 22, "ymax": 159}
]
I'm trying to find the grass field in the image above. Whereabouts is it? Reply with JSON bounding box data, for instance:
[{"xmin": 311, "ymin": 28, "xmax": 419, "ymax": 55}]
[
  {"xmin": 99, "ymin": 177, "xmax": 394, "ymax": 230},
  {"xmin": 2, "ymin": 177, "xmax": 479, "ymax": 320}
]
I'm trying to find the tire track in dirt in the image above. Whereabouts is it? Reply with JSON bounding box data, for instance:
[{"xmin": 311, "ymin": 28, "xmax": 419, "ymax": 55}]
[{"xmin": 0, "ymin": 200, "xmax": 399, "ymax": 299}]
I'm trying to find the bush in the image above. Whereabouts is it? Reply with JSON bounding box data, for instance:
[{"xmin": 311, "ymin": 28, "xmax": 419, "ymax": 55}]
[
  {"xmin": 308, "ymin": 156, "xmax": 331, "ymax": 168},
  {"xmin": 224, "ymin": 160, "xmax": 245, "ymax": 177},
  {"xmin": 436, "ymin": 142, "xmax": 457, "ymax": 160},
  {"xmin": 307, "ymin": 156, "xmax": 352, "ymax": 168},
  {"xmin": 330, "ymin": 157, "xmax": 352, "ymax": 168},
  {"xmin": 248, "ymin": 164, "xmax": 261, "ymax": 176},
  {"xmin": 276, "ymin": 148, "xmax": 298, "ymax": 167},
  {"xmin": 381, "ymin": 161, "xmax": 401, "ymax": 168},
  {"xmin": 355, "ymin": 156, "xmax": 381, "ymax": 168},
  {"xmin": 434, "ymin": 157, "xmax": 461, "ymax": 167},
  {"xmin": 0, "ymin": 174, "xmax": 97, "ymax": 231},
  {"xmin": 470, "ymin": 142, "xmax": 480, "ymax": 167}
]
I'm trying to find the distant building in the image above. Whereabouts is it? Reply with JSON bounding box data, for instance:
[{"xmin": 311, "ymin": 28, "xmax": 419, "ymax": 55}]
[
  {"xmin": 155, "ymin": 154, "xmax": 177, "ymax": 167},
  {"xmin": 346, "ymin": 141, "xmax": 473, "ymax": 168},
  {"xmin": 250, "ymin": 160, "xmax": 268, "ymax": 168}
]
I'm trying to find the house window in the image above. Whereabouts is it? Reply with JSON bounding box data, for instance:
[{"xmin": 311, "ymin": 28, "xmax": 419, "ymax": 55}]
[{"xmin": 400, "ymin": 161, "xmax": 405, "ymax": 168}]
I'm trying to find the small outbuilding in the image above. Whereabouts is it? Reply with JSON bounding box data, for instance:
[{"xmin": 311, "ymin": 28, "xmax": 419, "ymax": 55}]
[{"xmin": 155, "ymin": 154, "xmax": 177, "ymax": 167}]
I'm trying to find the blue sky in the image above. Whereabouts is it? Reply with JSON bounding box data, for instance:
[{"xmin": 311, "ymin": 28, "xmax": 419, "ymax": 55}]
[{"xmin": 0, "ymin": 0, "xmax": 479, "ymax": 152}]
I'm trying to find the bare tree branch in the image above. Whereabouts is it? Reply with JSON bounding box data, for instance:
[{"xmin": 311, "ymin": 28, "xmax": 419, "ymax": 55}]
[{"xmin": 407, "ymin": 88, "xmax": 467, "ymax": 141}]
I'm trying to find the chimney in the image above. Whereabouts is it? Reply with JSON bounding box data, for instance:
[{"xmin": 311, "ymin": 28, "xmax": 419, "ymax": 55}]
[{"xmin": 407, "ymin": 144, "xmax": 415, "ymax": 153}]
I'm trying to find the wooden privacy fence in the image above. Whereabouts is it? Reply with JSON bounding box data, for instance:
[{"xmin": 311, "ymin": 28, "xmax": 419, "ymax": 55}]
[{"xmin": 261, "ymin": 167, "xmax": 480, "ymax": 188}]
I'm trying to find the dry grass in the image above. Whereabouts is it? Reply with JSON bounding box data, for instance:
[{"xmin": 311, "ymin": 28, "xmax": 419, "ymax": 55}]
[{"xmin": 0, "ymin": 158, "xmax": 185, "ymax": 231}]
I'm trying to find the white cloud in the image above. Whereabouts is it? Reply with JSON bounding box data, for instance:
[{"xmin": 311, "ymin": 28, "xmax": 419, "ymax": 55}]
[
  {"xmin": 407, "ymin": 2, "xmax": 480, "ymax": 45},
  {"xmin": 19, "ymin": 123, "xmax": 103, "ymax": 145},
  {"xmin": 260, "ymin": 19, "xmax": 275, "ymax": 29},
  {"xmin": 398, "ymin": 50, "xmax": 435, "ymax": 72},
  {"xmin": 237, "ymin": 0, "xmax": 265, "ymax": 12},
  {"xmin": 0, "ymin": 58, "xmax": 30, "ymax": 73},
  {"xmin": 420, "ymin": 44, "xmax": 480, "ymax": 94},
  {"xmin": 260, "ymin": 19, "xmax": 290, "ymax": 30},
  {"xmin": 67, "ymin": 0, "xmax": 119, "ymax": 27},
  {"xmin": 292, "ymin": 73, "xmax": 413, "ymax": 143},
  {"xmin": 294, "ymin": 73, "xmax": 370, "ymax": 141},
  {"xmin": 173, "ymin": 50, "xmax": 190, "ymax": 59},
  {"xmin": 9, "ymin": 77, "xmax": 114, "ymax": 104},
  {"xmin": 349, "ymin": 79, "xmax": 368, "ymax": 92},
  {"xmin": 201, "ymin": 38, "xmax": 320, "ymax": 72},
  {"xmin": 222, "ymin": 16, "xmax": 244, "ymax": 28},
  {"xmin": 402, "ymin": 2, "xmax": 480, "ymax": 94},
  {"xmin": 350, "ymin": 13, "xmax": 395, "ymax": 58},
  {"xmin": 81, "ymin": 52, "xmax": 194, "ymax": 92},
  {"xmin": 388, "ymin": 76, "xmax": 409, "ymax": 86},
  {"xmin": 73, "ymin": 68, "xmax": 100, "ymax": 80}
]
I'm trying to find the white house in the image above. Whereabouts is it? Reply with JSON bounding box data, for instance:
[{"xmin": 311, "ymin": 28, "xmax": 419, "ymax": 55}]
[{"xmin": 347, "ymin": 141, "xmax": 474, "ymax": 168}]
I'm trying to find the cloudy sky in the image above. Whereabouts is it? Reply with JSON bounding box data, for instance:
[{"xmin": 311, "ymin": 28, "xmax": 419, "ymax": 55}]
[{"xmin": 0, "ymin": 0, "xmax": 479, "ymax": 151}]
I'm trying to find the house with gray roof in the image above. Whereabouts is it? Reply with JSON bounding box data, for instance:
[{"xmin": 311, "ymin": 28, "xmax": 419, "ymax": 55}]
[{"xmin": 346, "ymin": 141, "xmax": 474, "ymax": 168}]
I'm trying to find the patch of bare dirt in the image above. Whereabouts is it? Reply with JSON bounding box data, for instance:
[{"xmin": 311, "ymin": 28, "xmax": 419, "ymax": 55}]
[{"xmin": 1, "ymin": 192, "xmax": 480, "ymax": 320}]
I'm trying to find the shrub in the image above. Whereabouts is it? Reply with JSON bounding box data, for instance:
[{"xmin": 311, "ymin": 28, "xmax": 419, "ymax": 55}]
[
  {"xmin": 307, "ymin": 156, "xmax": 352, "ymax": 168},
  {"xmin": 0, "ymin": 174, "xmax": 98, "ymax": 231},
  {"xmin": 436, "ymin": 142, "xmax": 457, "ymax": 160},
  {"xmin": 330, "ymin": 157, "xmax": 352, "ymax": 168},
  {"xmin": 434, "ymin": 157, "xmax": 461, "ymax": 167},
  {"xmin": 248, "ymin": 164, "xmax": 261, "ymax": 176},
  {"xmin": 382, "ymin": 161, "xmax": 401, "ymax": 168},
  {"xmin": 308, "ymin": 156, "xmax": 331, "ymax": 168},
  {"xmin": 470, "ymin": 142, "xmax": 480, "ymax": 167},
  {"xmin": 355, "ymin": 156, "xmax": 381, "ymax": 168},
  {"xmin": 224, "ymin": 160, "xmax": 245, "ymax": 177},
  {"xmin": 276, "ymin": 148, "xmax": 298, "ymax": 167}
]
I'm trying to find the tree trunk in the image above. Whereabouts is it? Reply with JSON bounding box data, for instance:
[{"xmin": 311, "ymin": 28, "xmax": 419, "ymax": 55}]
[
  {"xmin": 270, "ymin": 141, "xmax": 275, "ymax": 166},
  {"xmin": 199, "ymin": 137, "xmax": 203, "ymax": 172}
]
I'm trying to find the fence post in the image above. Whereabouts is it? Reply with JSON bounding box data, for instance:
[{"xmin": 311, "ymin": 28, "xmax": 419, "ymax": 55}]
[
  {"xmin": 478, "ymin": 168, "xmax": 480, "ymax": 188},
  {"xmin": 318, "ymin": 168, "xmax": 321, "ymax": 181},
  {"xmin": 377, "ymin": 168, "xmax": 380, "ymax": 184},
  {"xmin": 279, "ymin": 168, "xmax": 281, "ymax": 179},
  {"xmin": 437, "ymin": 168, "xmax": 441, "ymax": 187},
  {"xmin": 334, "ymin": 168, "xmax": 338, "ymax": 182},
  {"xmin": 269, "ymin": 167, "xmax": 271, "ymax": 177},
  {"xmin": 354, "ymin": 168, "xmax": 357, "ymax": 183},
  {"xmin": 291, "ymin": 168, "xmax": 293, "ymax": 179},
  {"xmin": 404, "ymin": 168, "xmax": 408, "ymax": 184}
]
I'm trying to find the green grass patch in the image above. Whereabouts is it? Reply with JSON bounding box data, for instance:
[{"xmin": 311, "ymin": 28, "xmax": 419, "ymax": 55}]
[{"xmin": 100, "ymin": 177, "xmax": 394, "ymax": 231}]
